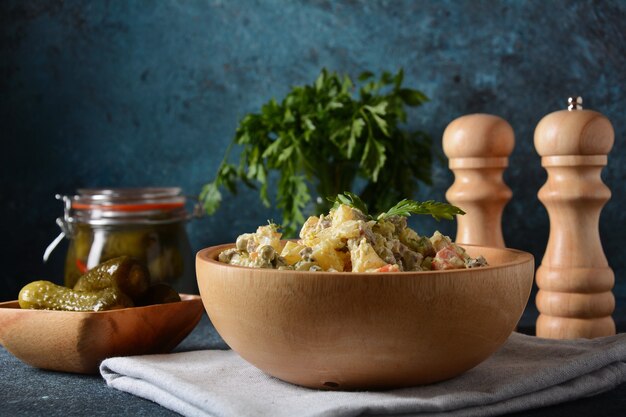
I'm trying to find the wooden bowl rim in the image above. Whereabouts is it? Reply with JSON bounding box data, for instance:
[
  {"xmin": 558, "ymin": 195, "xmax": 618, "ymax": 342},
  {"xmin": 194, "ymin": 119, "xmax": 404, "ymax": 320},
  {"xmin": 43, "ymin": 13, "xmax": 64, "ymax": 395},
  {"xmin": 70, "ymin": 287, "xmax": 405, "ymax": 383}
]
[
  {"xmin": 0, "ymin": 293, "xmax": 201, "ymax": 314},
  {"xmin": 197, "ymin": 243, "xmax": 534, "ymax": 276}
]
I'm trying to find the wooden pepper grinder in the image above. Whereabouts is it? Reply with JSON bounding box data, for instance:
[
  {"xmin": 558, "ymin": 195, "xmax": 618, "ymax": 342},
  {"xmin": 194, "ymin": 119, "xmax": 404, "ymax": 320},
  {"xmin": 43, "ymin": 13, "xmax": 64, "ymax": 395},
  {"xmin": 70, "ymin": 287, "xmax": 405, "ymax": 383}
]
[
  {"xmin": 534, "ymin": 97, "xmax": 615, "ymax": 339},
  {"xmin": 443, "ymin": 114, "xmax": 515, "ymax": 247}
]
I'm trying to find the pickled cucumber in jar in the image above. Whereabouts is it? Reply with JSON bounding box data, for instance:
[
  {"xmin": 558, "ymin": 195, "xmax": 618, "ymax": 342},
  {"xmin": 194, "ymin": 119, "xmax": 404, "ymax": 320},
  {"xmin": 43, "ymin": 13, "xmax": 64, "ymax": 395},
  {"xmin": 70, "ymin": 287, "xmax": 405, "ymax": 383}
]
[
  {"xmin": 73, "ymin": 256, "xmax": 150, "ymax": 301},
  {"xmin": 64, "ymin": 223, "xmax": 194, "ymax": 293}
]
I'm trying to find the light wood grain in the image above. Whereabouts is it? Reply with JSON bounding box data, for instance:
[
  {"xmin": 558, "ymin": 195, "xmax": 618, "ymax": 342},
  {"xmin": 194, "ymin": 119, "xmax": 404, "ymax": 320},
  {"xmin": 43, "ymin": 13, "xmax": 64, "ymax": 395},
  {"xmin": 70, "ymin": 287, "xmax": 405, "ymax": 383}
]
[
  {"xmin": 534, "ymin": 109, "xmax": 614, "ymax": 156},
  {"xmin": 0, "ymin": 294, "xmax": 203, "ymax": 374},
  {"xmin": 196, "ymin": 245, "xmax": 534, "ymax": 389},
  {"xmin": 443, "ymin": 114, "xmax": 514, "ymax": 247},
  {"xmin": 534, "ymin": 108, "xmax": 615, "ymax": 339}
]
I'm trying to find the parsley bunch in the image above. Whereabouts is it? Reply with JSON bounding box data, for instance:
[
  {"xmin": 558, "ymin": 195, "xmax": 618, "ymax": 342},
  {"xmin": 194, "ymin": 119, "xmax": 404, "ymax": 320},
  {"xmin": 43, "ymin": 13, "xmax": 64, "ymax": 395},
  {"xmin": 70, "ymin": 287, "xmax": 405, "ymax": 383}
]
[{"xmin": 201, "ymin": 68, "xmax": 432, "ymax": 235}]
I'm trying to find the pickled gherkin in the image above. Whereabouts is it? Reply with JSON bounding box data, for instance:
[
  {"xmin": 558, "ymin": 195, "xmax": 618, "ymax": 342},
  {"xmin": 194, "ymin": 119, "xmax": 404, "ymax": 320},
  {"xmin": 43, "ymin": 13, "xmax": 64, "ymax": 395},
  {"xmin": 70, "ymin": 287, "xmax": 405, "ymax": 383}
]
[
  {"xmin": 73, "ymin": 256, "xmax": 150, "ymax": 301},
  {"xmin": 18, "ymin": 280, "xmax": 133, "ymax": 311}
]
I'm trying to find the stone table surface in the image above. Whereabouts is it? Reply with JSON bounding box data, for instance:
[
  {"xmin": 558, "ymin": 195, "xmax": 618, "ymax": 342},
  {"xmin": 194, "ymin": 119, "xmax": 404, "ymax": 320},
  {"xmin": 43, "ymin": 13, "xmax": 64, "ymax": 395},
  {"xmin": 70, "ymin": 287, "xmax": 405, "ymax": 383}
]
[{"xmin": 1, "ymin": 314, "xmax": 625, "ymax": 417}]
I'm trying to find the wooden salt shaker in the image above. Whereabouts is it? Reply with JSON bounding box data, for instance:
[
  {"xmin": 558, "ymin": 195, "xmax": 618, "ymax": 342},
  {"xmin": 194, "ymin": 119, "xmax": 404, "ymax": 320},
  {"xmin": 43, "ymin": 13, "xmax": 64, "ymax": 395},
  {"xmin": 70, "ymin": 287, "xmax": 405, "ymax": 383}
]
[
  {"xmin": 534, "ymin": 97, "xmax": 615, "ymax": 339},
  {"xmin": 443, "ymin": 114, "xmax": 514, "ymax": 247}
]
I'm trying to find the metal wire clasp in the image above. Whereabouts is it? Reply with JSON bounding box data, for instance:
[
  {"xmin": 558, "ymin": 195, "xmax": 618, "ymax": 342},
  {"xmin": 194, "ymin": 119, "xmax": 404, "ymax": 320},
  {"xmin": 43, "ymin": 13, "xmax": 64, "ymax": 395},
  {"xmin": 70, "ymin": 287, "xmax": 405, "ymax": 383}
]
[
  {"xmin": 186, "ymin": 194, "xmax": 205, "ymax": 220},
  {"xmin": 43, "ymin": 194, "xmax": 75, "ymax": 262}
]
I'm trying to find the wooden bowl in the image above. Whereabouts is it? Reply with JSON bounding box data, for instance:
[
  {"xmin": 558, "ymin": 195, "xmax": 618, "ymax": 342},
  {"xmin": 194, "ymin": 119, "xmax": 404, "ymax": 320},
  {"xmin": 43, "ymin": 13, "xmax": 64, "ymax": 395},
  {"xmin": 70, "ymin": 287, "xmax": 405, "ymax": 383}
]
[
  {"xmin": 0, "ymin": 294, "xmax": 203, "ymax": 374},
  {"xmin": 197, "ymin": 245, "xmax": 534, "ymax": 390}
]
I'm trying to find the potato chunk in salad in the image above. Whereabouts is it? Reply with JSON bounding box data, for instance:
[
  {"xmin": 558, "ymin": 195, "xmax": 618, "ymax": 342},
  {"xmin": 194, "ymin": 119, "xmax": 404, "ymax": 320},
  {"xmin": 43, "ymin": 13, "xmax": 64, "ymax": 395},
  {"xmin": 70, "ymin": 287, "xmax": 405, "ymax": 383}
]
[{"xmin": 218, "ymin": 204, "xmax": 487, "ymax": 272}]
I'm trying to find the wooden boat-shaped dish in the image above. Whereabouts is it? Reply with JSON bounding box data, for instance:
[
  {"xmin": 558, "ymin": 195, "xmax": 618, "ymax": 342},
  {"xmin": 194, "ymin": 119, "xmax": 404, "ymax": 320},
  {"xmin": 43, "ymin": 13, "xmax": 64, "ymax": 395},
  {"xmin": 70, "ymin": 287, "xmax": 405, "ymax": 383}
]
[{"xmin": 0, "ymin": 294, "xmax": 203, "ymax": 374}]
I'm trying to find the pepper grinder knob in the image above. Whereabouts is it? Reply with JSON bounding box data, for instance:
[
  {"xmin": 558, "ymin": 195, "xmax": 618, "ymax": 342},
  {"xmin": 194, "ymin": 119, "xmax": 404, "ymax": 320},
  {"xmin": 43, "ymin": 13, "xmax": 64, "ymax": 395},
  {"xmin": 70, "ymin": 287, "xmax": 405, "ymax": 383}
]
[
  {"xmin": 443, "ymin": 114, "xmax": 514, "ymax": 247},
  {"xmin": 534, "ymin": 97, "xmax": 615, "ymax": 339}
]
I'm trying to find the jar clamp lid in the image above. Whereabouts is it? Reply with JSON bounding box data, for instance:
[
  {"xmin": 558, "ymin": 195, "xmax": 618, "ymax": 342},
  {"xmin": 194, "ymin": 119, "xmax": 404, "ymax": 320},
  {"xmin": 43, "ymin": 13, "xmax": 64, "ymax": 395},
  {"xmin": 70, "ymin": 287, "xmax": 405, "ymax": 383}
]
[{"xmin": 43, "ymin": 187, "xmax": 202, "ymax": 262}]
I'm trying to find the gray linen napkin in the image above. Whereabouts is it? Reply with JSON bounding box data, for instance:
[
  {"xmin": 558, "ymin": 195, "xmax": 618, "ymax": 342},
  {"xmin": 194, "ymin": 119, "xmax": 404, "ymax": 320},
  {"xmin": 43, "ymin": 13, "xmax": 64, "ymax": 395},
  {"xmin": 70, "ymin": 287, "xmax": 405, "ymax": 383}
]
[{"xmin": 100, "ymin": 332, "xmax": 626, "ymax": 417}]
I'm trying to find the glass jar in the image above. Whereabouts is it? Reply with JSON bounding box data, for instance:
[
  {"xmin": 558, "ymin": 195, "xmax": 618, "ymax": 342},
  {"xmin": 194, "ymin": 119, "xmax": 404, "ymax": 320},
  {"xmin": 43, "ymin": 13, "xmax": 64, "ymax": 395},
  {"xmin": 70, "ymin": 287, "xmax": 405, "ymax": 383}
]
[{"xmin": 45, "ymin": 188, "xmax": 198, "ymax": 294}]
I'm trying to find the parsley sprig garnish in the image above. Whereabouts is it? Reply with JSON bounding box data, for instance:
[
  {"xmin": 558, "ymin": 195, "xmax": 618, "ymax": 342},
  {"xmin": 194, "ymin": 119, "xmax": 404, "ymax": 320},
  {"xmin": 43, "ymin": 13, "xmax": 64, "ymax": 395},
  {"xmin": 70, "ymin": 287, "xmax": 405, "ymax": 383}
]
[
  {"xmin": 329, "ymin": 191, "xmax": 465, "ymax": 222},
  {"xmin": 329, "ymin": 191, "xmax": 370, "ymax": 217},
  {"xmin": 377, "ymin": 199, "xmax": 465, "ymax": 221}
]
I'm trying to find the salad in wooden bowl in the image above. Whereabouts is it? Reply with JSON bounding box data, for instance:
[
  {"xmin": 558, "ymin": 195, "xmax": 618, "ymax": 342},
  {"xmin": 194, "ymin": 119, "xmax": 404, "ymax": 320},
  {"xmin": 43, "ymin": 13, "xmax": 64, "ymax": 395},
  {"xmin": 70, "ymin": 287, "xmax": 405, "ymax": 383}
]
[{"xmin": 196, "ymin": 194, "xmax": 534, "ymax": 389}]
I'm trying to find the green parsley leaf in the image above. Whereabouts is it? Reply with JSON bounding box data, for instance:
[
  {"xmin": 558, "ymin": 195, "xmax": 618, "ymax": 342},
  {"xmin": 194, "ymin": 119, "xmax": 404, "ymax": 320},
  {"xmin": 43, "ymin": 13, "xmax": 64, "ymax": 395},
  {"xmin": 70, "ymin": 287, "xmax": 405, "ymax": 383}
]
[
  {"xmin": 399, "ymin": 88, "xmax": 429, "ymax": 106},
  {"xmin": 199, "ymin": 182, "xmax": 222, "ymax": 215},
  {"xmin": 377, "ymin": 199, "xmax": 465, "ymax": 221},
  {"xmin": 358, "ymin": 71, "xmax": 375, "ymax": 82},
  {"xmin": 327, "ymin": 191, "xmax": 370, "ymax": 217},
  {"xmin": 348, "ymin": 118, "xmax": 365, "ymax": 158}
]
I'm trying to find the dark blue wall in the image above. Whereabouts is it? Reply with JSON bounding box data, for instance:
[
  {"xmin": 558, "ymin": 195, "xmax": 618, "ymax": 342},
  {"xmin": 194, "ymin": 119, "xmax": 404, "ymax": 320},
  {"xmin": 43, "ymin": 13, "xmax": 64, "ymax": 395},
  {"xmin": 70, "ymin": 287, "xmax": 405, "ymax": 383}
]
[{"xmin": 2, "ymin": 1, "xmax": 625, "ymax": 322}]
